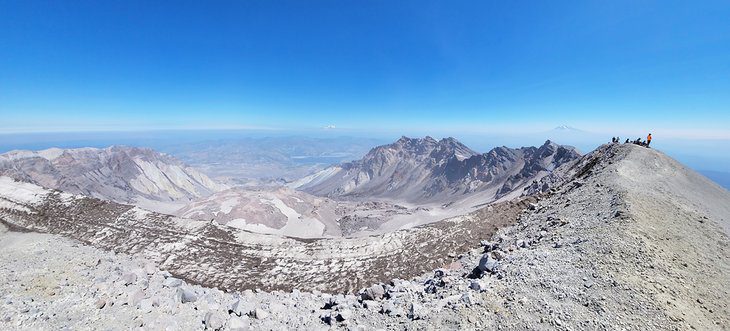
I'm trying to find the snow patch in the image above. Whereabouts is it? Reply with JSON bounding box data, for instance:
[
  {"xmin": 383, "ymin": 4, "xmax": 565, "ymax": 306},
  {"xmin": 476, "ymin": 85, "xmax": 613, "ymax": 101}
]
[
  {"xmin": 288, "ymin": 167, "xmax": 342, "ymax": 189},
  {"xmin": 37, "ymin": 148, "xmax": 65, "ymax": 160},
  {"xmin": 0, "ymin": 176, "xmax": 49, "ymax": 205},
  {"xmin": 219, "ymin": 197, "xmax": 239, "ymax": 214}
]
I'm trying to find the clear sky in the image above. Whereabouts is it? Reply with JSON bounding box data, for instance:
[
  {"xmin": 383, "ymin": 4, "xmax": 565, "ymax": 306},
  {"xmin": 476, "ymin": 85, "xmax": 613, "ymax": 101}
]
[{"xmin": 1, "ymin": 1, "xmax": 729, "ymax": 137}]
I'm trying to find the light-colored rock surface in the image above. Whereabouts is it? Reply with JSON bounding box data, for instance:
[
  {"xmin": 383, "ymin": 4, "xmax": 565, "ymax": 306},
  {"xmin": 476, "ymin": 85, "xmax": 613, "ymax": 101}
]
[
  {"xmin": 0, "ymin": 175, "xmax": 530, "ymax": 294},
  {"xmin": 175, "ymin": 137, "xmax": 579, "ymax": 238},
  {"xmin": 174, "ymin": 186, "xmax": 437, "ymax": 238},
  {"xmin": 0, "ymin": 146, "xmax": 226, "ymax": 214},
  {"xmin": 294, "ymin": 137, "xmax": 579, "ymax": 205}
]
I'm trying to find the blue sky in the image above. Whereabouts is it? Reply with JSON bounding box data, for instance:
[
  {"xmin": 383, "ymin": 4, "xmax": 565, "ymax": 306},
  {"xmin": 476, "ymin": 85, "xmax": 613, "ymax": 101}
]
[{"xmin": 1, "ymin": 1, "xmax": 729, "ymax": 137}]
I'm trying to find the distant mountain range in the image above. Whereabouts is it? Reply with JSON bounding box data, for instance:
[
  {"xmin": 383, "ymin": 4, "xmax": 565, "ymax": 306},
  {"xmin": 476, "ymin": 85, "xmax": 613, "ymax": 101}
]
[
  {"xmin": 551, "ymin": 125, "xmax": 582, "ymax": 132},
  {"xmin": 2, "ymin": 133, "xmax": 729, "ymax": 330},
  {"xmin": 292, "ymin": 136, "xmax": 580, "ymax": 204},
  {"xmin": 0, "ymin": 137, "xmax": 581, "ymax": 238},
  {"xmin": 0, "ymin": 146, "xmax": 226, "ymax": 213}
]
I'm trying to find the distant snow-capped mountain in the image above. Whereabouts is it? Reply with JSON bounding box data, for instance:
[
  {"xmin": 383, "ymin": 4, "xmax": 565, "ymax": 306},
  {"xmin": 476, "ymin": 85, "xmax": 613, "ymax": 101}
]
[
  {"xmin": 552, "ymin": 125, "xmax": 582, "ymax": 132},
  {"xmin": 292, "ymin": 136, "xmax": 580, "ymax": 204},
  {"xmin": 0, "ymin": 146, "xmax": 226, "ymax": 213}
]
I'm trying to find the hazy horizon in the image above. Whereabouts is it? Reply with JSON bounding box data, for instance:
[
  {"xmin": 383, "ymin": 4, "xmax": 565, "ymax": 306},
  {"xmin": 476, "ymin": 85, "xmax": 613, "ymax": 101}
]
[
  {"xmin": 1, "ymin": 127, "xmax": 728, "ymax": 189},
  {"xmin": 1, "ymin": 1, "xmax": 728, "ymax": 185}
]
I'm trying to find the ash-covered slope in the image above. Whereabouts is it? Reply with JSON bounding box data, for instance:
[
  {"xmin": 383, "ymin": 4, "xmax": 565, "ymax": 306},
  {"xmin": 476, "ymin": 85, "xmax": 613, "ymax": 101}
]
[
  {"xmin": 1, "ymin": 143, "xmax": 729, "ymax": 330},
  {"xmin": 0, "ymin": 146, "xmax": 226, "ymax": 213},
  {"xmin": 175, "ymin": 187, "xmax": 432, "ymax": 238},
  {"xmin": 0, "ymin": 175, "xmax": 532, "ymax": 294},
  {"xmin": 293, "ymin": 136, "xmax": 580, "ymax": 204},
  {"xmin": 175, "ymin": 187, "xmax": 344, "ymax": 238},
  {"xmin": 476, "ymin": 143, "xmax": 730, "ymax": 330}
]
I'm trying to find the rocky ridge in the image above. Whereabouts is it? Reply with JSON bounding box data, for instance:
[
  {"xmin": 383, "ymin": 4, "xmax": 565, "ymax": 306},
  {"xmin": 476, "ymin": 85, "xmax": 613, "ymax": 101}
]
[
  {"xmin": 0, "ymin": 146, "xmax": 226, "ymax": 214},
  {"xmin": 0, "ymin": 176, "xmax": 532, "ymax": 294},
  {"xmin": 294, "ymin": 137, "xmax": 580, "ymax": 204},
  {"xmin": 1, "ymin": 143, "xmax": 729, "ymax": 330}
]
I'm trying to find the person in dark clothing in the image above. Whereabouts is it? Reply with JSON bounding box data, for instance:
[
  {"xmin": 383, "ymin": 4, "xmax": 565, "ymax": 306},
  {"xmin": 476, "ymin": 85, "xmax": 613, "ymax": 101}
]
[{"xmin": 625, "ymin": 138, "xmax": 630, "ymax": 143}]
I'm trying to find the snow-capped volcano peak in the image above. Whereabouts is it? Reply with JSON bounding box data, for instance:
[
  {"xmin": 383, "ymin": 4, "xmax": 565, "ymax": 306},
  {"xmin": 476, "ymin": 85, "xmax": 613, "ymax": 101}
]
[{"xmin": 553, "ymin": 125, "xmax": 581, "ymax": 132}]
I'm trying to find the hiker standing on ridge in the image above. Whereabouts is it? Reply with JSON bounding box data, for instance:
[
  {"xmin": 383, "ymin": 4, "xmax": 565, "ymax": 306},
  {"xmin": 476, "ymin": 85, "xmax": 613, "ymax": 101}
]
[{"xmin": 647, "ymin": 133, "xmax": 652, "ymax": 147}]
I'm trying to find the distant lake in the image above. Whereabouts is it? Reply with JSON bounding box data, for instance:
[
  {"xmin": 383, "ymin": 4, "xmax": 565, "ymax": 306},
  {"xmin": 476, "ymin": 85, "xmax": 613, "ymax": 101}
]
[{"xmin": 290, "ymin": 155, "xmax": 354, "ymax": 164}]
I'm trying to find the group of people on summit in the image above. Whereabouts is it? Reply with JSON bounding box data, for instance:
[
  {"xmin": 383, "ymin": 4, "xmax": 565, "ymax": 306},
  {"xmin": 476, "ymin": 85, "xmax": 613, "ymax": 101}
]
[{"xmin": 611, "ymin": 133, "xmax": 652, "ymax": 147}]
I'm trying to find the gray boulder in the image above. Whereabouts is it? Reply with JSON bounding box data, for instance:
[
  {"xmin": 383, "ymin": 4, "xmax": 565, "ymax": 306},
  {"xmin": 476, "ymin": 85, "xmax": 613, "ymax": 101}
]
[
  {"xmin": 319, "ymin": 311, "xmax": 334, "ymax": 325},
  {"xmin": 253, "ymin": 308, "xmax": 269, "ymax": 320},
  {"xmin": 492, "ymin": 250, "xmax": 507, "ymax": 261},
  {"xmin": 175, "ymin": 287, "xmax": 198, "ymax": 303},
  {"xmin": 230, "ymin": 298, "xmax": 254, "ymax": 317},
  {"xmin": 228, "ymin": 316, "xmax": 251, "ymax": 331},
  {"xmin": 143, "ymin": 263, "xmax": 157, "ymax": 275},
  {"xmin": 408, "ymin": 302, "xmax": 426, "ymax": 320},
  {"xmin": 138, "ymin": 298, "xmax": 156, "ymax": 313},
  {"xmin": 126, "ymin": 288, "xmax": 145, "ymax": 306},
  {"xmin": 337, "ymin": 309, "xmax": 353, "ymax": 321},
  {"xmin": 478, "ymin": 254, "xmax": 499, "ymax": 273},
  {"xmin": 461, "ymin": 292, "xmax": 477, "ymax": 306},
  {"xmin": 121, "ymin": 272, "xmax": 137, "ymax": 285},
  {"xmin": 204, "ymin": 310, "xmax": 227, "ymax": 330},
  {"xmin": 163, "ymin": 277, "xmax": 183, "ymax": 288},
  {"xmin": 362, "ymin": 300, "xmax": 381, "ymax": 312},
  {"xmin": 469, "ymin": 280, "xmax": 485, "ymax": 291},
  {"xmin": 380, "ymin": 302, "xmax": 405, "ymax": 317},
  {"xmin": 361, "ymin": 284, "xmax": 385, "ymax": 301}
]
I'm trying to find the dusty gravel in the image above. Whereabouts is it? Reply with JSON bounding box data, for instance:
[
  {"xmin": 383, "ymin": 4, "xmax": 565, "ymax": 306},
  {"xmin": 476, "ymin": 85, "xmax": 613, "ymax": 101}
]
[{"xmin": 1, "ymin": 143, "xmax": 728, "ymax": 330}]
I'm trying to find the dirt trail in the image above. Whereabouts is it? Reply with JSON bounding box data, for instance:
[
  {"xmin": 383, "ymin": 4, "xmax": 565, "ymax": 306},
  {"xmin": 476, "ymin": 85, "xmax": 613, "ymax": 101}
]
[{"xmin": 614, "ymin": 145, "xmax": 730, "ymax": 329}]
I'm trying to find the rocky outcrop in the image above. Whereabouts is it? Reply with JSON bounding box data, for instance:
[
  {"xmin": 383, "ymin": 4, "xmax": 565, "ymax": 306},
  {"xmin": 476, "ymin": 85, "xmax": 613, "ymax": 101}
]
[
  {"xmin": 293, "ymin": 137, "xmax": 580, "ymax": 204},
  {"xmin": 0, "ymin": 146, "xmax": 226, "ymax": 213},
  {"xmin": 173, "ymin": 187, "xmax": 424, "ymax": 238},
  {"xmin": 0, "ymin": 176, "xmax": 533, "ymax": 294}
]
